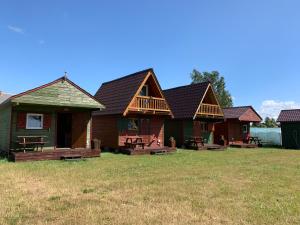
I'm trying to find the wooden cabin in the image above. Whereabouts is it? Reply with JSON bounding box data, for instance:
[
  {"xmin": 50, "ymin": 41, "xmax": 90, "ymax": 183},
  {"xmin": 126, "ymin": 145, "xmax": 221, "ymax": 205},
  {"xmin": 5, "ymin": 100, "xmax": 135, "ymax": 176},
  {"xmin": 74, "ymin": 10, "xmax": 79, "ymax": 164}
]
[
  {"xmin": 92, "ymin": 68, "xmax": 175, "ymax": 155},
  {"xmin": 277, "ymin": 109, "xmax": 300, "ymax": 149},
  {"xmin": 214, "ymin": 106, "xmax": 262, "ymax": 147},
  {"xmin": 0, "ymin": 76, "xmax": 105, "ymax": 161},
  {"xmin": 163, "ymin": 82, "xmax": 224, "ymax": 149}
]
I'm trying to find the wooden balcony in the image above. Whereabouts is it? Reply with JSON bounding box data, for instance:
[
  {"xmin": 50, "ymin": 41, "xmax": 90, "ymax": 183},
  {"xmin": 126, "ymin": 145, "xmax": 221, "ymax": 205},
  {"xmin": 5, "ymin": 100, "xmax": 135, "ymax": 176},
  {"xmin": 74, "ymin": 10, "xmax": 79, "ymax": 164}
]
[
  {"xmin": 129, "ymin": 96, "xmax": 171, "ymax": 113},
  {"xmin": 197, "ymin": 103, "xmax": 223, "ymax": 117}
]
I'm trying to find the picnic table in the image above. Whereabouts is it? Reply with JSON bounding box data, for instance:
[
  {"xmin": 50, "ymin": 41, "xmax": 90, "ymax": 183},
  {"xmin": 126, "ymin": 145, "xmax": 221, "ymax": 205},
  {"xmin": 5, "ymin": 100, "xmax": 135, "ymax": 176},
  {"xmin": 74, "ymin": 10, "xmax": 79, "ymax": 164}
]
[
  {"xmin": 16, "ymin": 136, "xmax": 47, "ymax": 153},
  {"xmin": 249, "ymin": 136, "xmax": 262, "ymax": 145},
  {"xmin": 185, "ymin": 136, "xmax": 205, "ymax": 148},
  {"xmin": 124, "ymin": 136, "xmax": 146, "ymax": 150}
]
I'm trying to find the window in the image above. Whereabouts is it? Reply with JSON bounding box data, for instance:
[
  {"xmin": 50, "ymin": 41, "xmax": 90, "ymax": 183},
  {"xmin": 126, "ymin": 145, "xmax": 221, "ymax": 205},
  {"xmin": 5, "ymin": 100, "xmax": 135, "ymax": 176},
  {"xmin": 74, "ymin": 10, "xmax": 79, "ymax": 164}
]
[
  {"xmin": 243, "ymin": 124, "xmax": 248, "ymax": 133},
  {"xmin": 128, "ymin": 119, "xmax": 139, "ymax": 131},
  {"xmin": 26, "ymin": 113, "xmax": 43, "ymax": 129},
  {"xmin": 201, "ymin": 122, "xmax": 209, "ymax": 132},
  {"xmin": 139, "ymin": 85, "xmax": 149, "ymax": 96}
]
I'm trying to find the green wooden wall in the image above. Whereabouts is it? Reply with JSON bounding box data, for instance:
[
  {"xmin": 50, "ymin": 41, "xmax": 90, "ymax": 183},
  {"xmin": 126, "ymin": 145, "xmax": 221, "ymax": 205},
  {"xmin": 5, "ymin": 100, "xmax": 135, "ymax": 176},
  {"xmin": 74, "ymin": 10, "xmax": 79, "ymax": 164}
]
[
  {"xmin": 11, "ymin": 80, "xmax": 103, "ymax": 109},
  {"xmin": 201, "ymin": 131, "xmax": 213, "ymax": 144},
  {"xmin": 0, "ymin": 105, "xmax": 12, "ymax": 151},
  {"xmin": 183, "ymin": 121, "xmax": 193, "ymax": 140},
  {"xmin": 118, "ymin": 117, "xmax": 130, "ymax": 132},
  {"xmin": 281, "ymin": 122, "xmax": 300, "ymax": 149},
  {"xmin": 11, "ymin": 106, "xmax": 56, "ymax": 150},
  {"xmin": 164, "ymin": 119, "xmax": 214, "ymax": 147},
  {"xmin": 164, "ymin": 120, "xmax": 182, "ymax": 146}
]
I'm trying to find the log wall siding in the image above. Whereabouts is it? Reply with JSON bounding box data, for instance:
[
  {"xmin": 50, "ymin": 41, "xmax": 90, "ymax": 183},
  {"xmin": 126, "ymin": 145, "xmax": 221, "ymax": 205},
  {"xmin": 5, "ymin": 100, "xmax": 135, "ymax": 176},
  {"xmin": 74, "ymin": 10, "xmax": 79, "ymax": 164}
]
[
  {"xmin": 72, "ymin": 112, "xmax": 90, "ymax": 149},
  {"xmin": 0, "ymin": 106, "xmax": 12, "ymax": 152},
  {"xmin": 214, "ymin": 122, "xmax": 227, "ymax": 144},
  {"xmin": 118, "ymin": 117, "xmax": 165, "ymax": 147},
  {"xmin": 92, "ymin": 115, "xmax": 119, "ymax": 148},
  {"xmin": 12, "ymin": 80, "xmax": 101, "ymax": 109},
  {"xmin": 227, "ymin": 120, "xmax": 249, "ymax": 143},
  {"xmin": 193, "ymin": 121, "xmax": 201, "ymax": 137},
  {"xmin": 165, "ymin": 119, "xmax": 215, "ymax": 147},
  {"xmin": 192, "ymin": 121, "xmax": 214, "ymax": 144},
  {"xmin": 92, "ymin": 115, "xmax": 165, "ymax": 149},
  {"xmin": 215, "ymin": 120, "xmax": 250, "ymax": 145}
]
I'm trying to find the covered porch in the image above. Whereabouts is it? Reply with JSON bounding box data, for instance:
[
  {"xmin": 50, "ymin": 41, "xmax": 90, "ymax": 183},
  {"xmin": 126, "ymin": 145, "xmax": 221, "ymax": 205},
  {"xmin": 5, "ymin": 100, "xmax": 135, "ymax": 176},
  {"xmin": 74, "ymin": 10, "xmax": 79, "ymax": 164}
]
[
  {"xmin": 5, "ymin": 76, "xmax": 105, "ymax": 161},
  {"xmin": 9, "ymin": 105, "xmax": 101, "ymax": 161}
]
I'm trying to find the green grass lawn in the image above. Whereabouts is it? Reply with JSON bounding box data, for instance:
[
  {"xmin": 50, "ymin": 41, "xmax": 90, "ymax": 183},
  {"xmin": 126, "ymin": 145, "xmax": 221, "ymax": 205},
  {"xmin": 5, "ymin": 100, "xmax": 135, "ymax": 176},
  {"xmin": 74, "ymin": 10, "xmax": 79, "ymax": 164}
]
[{"xmin": 0, "ymin": 148, "xmax": 300, "ymax": 225}]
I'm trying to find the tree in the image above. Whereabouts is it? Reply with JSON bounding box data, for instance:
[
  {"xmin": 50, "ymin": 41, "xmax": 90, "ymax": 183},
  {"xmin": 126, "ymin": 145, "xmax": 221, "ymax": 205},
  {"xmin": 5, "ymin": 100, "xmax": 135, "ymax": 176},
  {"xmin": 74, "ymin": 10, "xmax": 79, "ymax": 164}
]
[
  {"xmin": 190, "ymin": 69, "xmax": 233, "ymax": 108},
  {"xmin": 264, "ymin": 117, "xmax": 278, "ymax": 128},
  {"xmin": 252, "ymin": 117, "xmax": 278, "ymax": 128}
]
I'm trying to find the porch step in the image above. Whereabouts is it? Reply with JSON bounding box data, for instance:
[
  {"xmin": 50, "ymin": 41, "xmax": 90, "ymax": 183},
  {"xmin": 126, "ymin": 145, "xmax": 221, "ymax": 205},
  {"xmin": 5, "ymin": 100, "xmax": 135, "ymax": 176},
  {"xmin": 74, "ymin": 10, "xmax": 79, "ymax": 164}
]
[
  {"xmin": 61, "ymin": 154, "xmax": 82, "ymax": 160},
  {"xmin": 150, "ymin": 149, "xmax": 168, "ymax": 155}
]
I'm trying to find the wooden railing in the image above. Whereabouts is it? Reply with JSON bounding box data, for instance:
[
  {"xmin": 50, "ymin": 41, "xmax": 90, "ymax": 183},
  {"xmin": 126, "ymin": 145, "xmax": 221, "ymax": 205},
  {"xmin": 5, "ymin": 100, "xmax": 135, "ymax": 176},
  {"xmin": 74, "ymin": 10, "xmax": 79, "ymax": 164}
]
[
  {"xmin": 197, "ymin": 103, "xmax": 223, "ymax": 117},
  {"xmin": 130, "ymin": 96, "xmax": 170, "ymax": 112}
]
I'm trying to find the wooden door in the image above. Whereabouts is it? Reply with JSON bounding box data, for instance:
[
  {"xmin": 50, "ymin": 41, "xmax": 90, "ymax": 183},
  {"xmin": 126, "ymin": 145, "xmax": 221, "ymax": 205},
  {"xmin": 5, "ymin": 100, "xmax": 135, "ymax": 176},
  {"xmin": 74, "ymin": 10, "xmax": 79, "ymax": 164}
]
[{"xmin": 56, "ymin": 113, "xmax": 72, "ymax": 148}]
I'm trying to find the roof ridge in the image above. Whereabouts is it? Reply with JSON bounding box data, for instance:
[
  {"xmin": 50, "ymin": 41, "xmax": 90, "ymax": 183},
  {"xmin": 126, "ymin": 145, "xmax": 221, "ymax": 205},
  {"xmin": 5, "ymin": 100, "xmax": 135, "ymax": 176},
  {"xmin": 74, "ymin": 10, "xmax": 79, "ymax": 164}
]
[
  {"xmin": 163, "ymin": 81, "xmax": 210, "ymax": 92},
  {"xmin": 223, "ymin": 106, "xmax": 252, "ymax": 109},
  {"xmin": 9, "ymin": 76, "xmax": 104, "ymax": 107},
  {"xmin": 280, "ymin": 109, "xmax": 300, "ymax": 111},
  {"xmin": 10, "ymin": 76, "xmax": 65, "ymax": 99},
  {"xmin": 101, "ymin": 68, "xmax": 153, "ymax": 85}
]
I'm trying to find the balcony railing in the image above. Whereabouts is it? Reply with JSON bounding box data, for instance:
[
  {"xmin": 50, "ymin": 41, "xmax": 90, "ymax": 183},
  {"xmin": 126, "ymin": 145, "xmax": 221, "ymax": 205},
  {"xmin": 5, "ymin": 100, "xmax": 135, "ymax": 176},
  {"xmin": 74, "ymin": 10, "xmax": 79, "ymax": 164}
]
[
  {"xmin": 197, "ymin": 103, "xmax": 223, "ymax": 117},
  {"xmin": 129, "ymin": 96, "xmax": 170, "ymax": 112}
]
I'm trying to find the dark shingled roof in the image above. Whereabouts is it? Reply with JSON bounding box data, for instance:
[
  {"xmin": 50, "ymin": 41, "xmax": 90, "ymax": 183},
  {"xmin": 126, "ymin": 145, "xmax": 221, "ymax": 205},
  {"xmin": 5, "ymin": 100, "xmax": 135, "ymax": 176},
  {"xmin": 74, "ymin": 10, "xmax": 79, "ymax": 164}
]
[
  {"xmin": 93, "ymin": 68, "xmax": 154, "ymax": 115},
  {"xmin": 223, "ymin": 106, "xmax": 262, "ymax": 122},
  {"xmin": 277, "ymin": 109, "xmax": 300, "ymax": 122},
  {"xmin": 163, "ymin": 82, "xmax": 210, "ymax": 119}
]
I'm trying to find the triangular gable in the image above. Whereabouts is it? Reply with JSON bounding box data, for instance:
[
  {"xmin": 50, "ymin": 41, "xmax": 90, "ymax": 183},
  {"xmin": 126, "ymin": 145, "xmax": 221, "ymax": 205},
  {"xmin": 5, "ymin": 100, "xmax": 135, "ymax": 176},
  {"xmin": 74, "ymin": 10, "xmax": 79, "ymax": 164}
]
[
  {"xmin": 124, "ymin": 70, "xmax": 172, "ymax": 116},
  {"xmin": 94, "ymin": 69, "xmax": 153, "ymax": 116},
  {"xmin": 239, "ymin": 107, "xmax": 262, "ymax": 122},
  {"xmin": 193, "ymin": 83, "xmax": 224, "ymax": 119},
  {"xmin": 163, "ymin": 82, "xmax": 210, "ymax": 119},
  {"xmin": 223, "ymin": 106, "xmax": 262, "ymax": 122},
  {"xmin": 11, "ymin": 77, "xmax": 105, "ymax": 109}
]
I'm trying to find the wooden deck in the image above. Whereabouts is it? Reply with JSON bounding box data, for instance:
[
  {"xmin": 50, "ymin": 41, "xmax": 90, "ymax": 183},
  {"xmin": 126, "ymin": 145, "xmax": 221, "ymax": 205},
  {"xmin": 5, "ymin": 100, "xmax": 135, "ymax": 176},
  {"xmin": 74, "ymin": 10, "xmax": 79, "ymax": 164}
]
[
  {"xmin": 184, "ymin": 144, "xmax": 226, "ymax": 151},
  {"xmin": 120, "ymin": 146, "xmax": 176, "ymax": 155},
  {"xmin": 230, "ymin": 143, "xmax": 258, "ymax": 148},
  {"xmin": 10, "ymin": 149, "xmax": 101, "ymax": 162},
  {"xmin": 205, "ymin": 144, "xmax": 227, "ymax": 151}
]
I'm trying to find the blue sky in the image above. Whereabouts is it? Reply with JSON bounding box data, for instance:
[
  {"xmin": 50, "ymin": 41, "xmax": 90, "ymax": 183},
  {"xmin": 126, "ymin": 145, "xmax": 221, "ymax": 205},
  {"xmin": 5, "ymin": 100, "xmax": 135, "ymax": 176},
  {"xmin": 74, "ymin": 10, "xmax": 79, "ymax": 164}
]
[{"xmin": 0, "ymin": 0, "xmax": 299, "ymax": 118}]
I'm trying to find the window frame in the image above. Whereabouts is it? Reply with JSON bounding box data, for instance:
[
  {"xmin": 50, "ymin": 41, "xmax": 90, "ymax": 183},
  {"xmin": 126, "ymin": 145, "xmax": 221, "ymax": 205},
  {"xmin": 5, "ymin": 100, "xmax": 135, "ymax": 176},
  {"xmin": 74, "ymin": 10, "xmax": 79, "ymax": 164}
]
[
  {"xmin": 139, "ymin": 85, "xmax": 149, "ymax": 96},
  {"xmin": 128, "ymin": 118, "xmax": 139, "ymax": 131},
  {"xmin": 243, "ymin": 124, "xmax": 248, "ymax": 133},
  {"xmin": 26, "ymin": 113, "xmax": 44, "ymax": 130}
]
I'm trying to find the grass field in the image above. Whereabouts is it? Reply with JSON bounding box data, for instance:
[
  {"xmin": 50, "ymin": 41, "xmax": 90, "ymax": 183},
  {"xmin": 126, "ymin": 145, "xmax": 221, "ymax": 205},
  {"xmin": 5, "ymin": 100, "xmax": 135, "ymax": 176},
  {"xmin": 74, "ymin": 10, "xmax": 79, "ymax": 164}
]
[{"xmin": 0, "ymin": 148, "xmax": 300, "ymax": 225}]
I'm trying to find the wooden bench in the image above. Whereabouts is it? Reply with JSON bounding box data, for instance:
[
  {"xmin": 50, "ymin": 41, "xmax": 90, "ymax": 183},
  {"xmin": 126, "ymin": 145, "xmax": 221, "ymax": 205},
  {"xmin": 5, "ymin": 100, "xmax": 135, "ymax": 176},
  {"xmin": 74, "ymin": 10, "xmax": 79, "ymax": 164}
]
[
  {"xmin": 184, "ymin": 136, "xmax": 205, "ymax": 148},
  {"xmin": 249, "ymin": 137, "xmax": 262, "ymax": 146},
  {"xmin": 124, "ymin": 137, "xmax": 146, "ymax": 150},
  {"xmin": 16, "ymin": 136, "xmax": 47, "ymax": 152}
]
